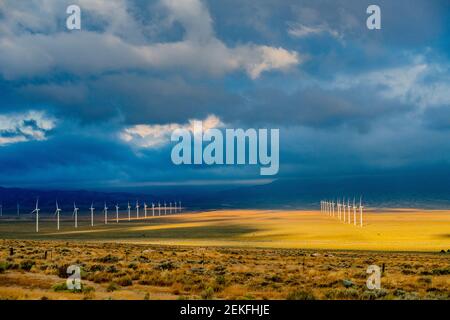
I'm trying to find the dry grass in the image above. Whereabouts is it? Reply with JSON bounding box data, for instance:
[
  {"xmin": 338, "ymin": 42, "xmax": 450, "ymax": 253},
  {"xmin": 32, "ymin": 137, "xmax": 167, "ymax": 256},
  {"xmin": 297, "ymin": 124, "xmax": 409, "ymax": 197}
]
[
  {"xmin": 0, "ymin": 209, "xmax": 448, "ymax": 300},
  {"xmin": 0, "ymin": 240, "xmax": 448, "ymax": 300}
]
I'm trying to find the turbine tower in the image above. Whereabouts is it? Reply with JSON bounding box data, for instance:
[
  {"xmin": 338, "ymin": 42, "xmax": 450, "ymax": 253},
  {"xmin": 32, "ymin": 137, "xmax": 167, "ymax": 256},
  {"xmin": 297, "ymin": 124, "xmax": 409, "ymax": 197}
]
[
  {"xmin": 169, "ymin": 202, "xmax": 172, "ymax": 214},
  {"xmin": 158, "ymin": 202, "xmax": 161, "ymax": 216},
  {"xmin": 104, "ymin": 202, "xmax": 108, "ymax": 225},
  {"xmin": 332, "ymin": 200, "xmax": 335, "ymax": 217},
  {"xmin": 179, "ymin": 201, "xmax": 182, "ymax": 213},
  {"xmin": 90, "ymin": 203, "xmax": 95, "ymax": 227},
  {"xmin": 359, "ymin": 196, "xmax": 364, "ymax": 227},
  {"xmin": 337, "ymin": 200, "xmax": 341, "ymax": 219},
  {"xmin": 136, "ymin": 200, "xmax": 140, "ymax": 219},
  {"xmin": 127, "ymin": 202, "xmax": 131, "ymax": 222},
  {"xmin": 152, "ymin": 202, "xmax": 155, "ymax": 216},
  {"xmin": 342, "ymin": 198, "xmax": 346, "ymax": 223},
  {"xmin": 73, "ymin": 202, "xmax": 79, "ymax": 228},
  {"xmin": 353, "ymin": 198, "xmax": 357, "ymax": 226},
  {"xmin": 144, "ymin": 202, "xmax": 148, "ymax": 218},
  {"xmin": 174, "ymin": 201, "xmax": 177, "ymax": 214},
  {"xmin": 55, "ymin": 201, "xmax": 62, "ymax": 231},
  {"xmin": 164, "ymin": 202, "xmax": 167, "ymax": 215},
  {"xmin": 115, "ymin": 203, "xmax": 119, "ymax": 223},
  {"xmin": 30, "ymin": 198, "xmax": 40, "ymax": 233},
  {"xmin": 347, "ymin": 199, "xmax": 351, "ymax": 224}
]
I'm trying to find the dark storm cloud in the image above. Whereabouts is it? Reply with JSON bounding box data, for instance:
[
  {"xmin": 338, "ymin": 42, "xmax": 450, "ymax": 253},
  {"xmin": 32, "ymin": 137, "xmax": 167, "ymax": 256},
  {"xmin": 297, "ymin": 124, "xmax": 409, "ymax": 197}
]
[{"xmin": 0, "ymin": 0, "xmax": 449, "ymax": 188}]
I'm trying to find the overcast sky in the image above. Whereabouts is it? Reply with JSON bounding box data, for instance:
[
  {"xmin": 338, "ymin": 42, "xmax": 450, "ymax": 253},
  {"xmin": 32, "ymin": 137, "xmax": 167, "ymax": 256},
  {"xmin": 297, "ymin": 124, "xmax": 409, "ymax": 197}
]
[{"xmin": 0, "ymin": 0, "xmax": 449, "ymax": 190}]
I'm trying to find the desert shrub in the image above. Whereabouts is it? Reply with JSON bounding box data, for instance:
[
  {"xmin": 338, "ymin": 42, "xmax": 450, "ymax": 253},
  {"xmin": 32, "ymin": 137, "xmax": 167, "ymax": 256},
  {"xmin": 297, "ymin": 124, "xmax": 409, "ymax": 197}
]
[
  {"xmin": 128, "ymin": 263, "xmax": 138, "ymax": 270},
  {"xmin": 215, "ymin": 275, "xmax": 226, "ymax": 286},
  {"xmin": 0, "ymin": 261, "xmax": 9, "ymax": 273},
  {"xmin": 107, "ymin": 282, "xmax": 120, "ymax": 292},
  {"xmin": 418, "ymin": 276, "xmax": 432, "ymax": 284},
  {"xmin": 286, "ymin": 289, "xmax": 316, "ymax": 300},
  {"xmin": 116, "ymin": 276, "xmax": 132, "ymax": 286},
  {"xmin": 431, "ymin": 267, "xmax": 450, "ymax": 275},
  {"xmin": 157, "ymin": 261, "xmax": 176, "ymax": 270},
  {"xmin": 52, "ymin": 282, "xmax": 68, "ymax": 292},
  {"xmin": 19, "ymin": 260, "xmax": 35, "ymax": 271},
  {"xmin": 56, "ymin": 264, "xmax": 70, "ymax": 278},
  {"xmin": 96, "ymin": 255, "xmax": 119, "ymax": 263},
  {"xmin": 89, "ymin": 264, "xmax": 105, "ymax": 272},
  {"xmin": 90, "ymin": 271, "xmax": 112, "ymax": 283},
  {"xmin": 52, "ymin": 282, "xmax": 94, "ymax": 293},
  {"xmin": 361, "ymin": 289, "xmax": 388, "ymax": 300},
  {"xmin": 106, "ymin": 265, "xmax": 118, "ymax": 273},
  {"xmin": 201, "ymin": 287, "xmax": 214, "ymax": 299}
]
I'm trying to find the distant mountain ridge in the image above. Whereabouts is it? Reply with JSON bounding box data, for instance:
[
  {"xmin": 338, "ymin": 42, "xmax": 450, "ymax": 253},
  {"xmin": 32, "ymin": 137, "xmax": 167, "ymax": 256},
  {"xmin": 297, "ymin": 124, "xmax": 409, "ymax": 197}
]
[{"xmin": 2, "ymin": 172, "xmax": 450, "ymax": 214}]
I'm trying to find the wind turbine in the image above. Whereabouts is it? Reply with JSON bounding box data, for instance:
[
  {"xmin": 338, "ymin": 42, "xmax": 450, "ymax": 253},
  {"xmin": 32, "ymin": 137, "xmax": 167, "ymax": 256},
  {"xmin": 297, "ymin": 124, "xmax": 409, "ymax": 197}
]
[
  {"xmin": 152, "ymin": 202, "xmax": 155, "ymax": 216},
  {"xmin": 359, "ymin": 196, "xmax": 364, "ymax": 227},
  {"xmin": 136, "ymin": 200, "xmax": 140, "ymax": 219},
  {"xmin": 164, "ymin": 202, "xmax": 167, "ymax": 215},
  {"xmin": 158, "ymin": 202, "xmax": 161, "ymax": 216},
  {"xmin": 169, "ymin": 202, "xmax": 172, "ymax": 214},
  {"xmin": 337, "ymin": 200, "xmax": 340, "ymax": 219},
  {"xmin": 174, "ymin": 201, "xmax": 177, "ymax": 214},
  {"xmin": 104, "ymin": 202, "xmax": 108, "ymax": 225},
  {"xmin": 30, "ymin": 198, "xmax": 40, "ymax": 233},
  {"xmin": 55, "ymin": 201, "xmax": 62, "ymax": 230},
  {"xmin": 90, "ymin": 203, "xmax": 95, "ymax": 227},
  {"xmin": 73, "ymin": 202, "xmax": 79, "ymax": 228},
  {"xmin": 342, "ymin": 198, "xmax": 346, "ymax": 223},
  {"xmin": 127, "ymin": 202, "xmax": 131, "ymax": 222},
  {"xmin": 144, "ymin": 202, "xmax": 148, "ymax": 218},
  {"xmin": 347, "ymin": 199, "xmax": 351, "ymax": 224},
  {"xmin": 115, "ymin": 204, "xmax": 119, "ymax": 223},
  {"xmin": 179, "ymin": 201, "xmax": 182, "ymax": 213},
  {"xmin": 332, "ymin": 200, "xmax": 335, "ymax": 217},
  {"xmin": 353, "ymin": 198, "xmax": 357, "ymax": 226}
]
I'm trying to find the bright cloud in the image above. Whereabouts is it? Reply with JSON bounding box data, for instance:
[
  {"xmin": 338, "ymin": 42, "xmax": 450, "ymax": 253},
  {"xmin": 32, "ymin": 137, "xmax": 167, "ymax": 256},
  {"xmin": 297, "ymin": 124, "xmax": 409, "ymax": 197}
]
[
  {"xmin": 0, "ymin": 111, "xmax": 56, "ymax": 146},
  {"xmin": 0, "ymin": 0, "xmax": 300, "ymax": 79},
  {"xmin": 288, "ymin": 23, "xmax": 340, "ymax": 39},
  {"xmin": 121, "ymin": 114, "xmax": 223, "ymax": 148}
]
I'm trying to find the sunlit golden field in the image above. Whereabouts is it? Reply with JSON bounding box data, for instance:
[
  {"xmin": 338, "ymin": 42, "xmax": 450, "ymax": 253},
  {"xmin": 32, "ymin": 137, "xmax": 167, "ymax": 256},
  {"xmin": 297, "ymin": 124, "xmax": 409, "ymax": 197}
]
[
  {"xmin": 1, "ymin": 209, "xmax": 449, "ymax": 251},
  {"xmin": 0, "ymin": 209, "xmax": 448, "ymax": 300}
]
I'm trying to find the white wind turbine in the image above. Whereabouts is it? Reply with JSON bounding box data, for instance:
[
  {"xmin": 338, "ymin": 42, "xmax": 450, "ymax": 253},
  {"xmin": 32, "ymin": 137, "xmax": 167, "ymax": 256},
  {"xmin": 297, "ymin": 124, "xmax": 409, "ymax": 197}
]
[
  {"xmin": 104, "ymin": 202, "xmax": 108, "ymax": 224},
  {"xmin": 73, "ymin": 202, "xmax": 79, "ymax": 228},
  {"xmin": 127, "ymin": 202, "xmax": 131, "ymax": 222},
  {"xmin": 169, "ymin": 202, "xmax": 172, "ymax": 214},
  {"xmin": 90, "ymin": 203, "xmax": 95, "ymax": 227},
  {"xmin": 144, "ymin": 202, "xmax": 148, "ymax": 218},
  {"xmin": 359, "ymin": 196, "xmax": 364, "ymax": 227},
  {"xmin": 174, "ymin": 201, "xmax": 177, "ymax": 214},
  {"xmin": 152, "ymin": 202, "xmax": 155, "ymax": 216},
  {"xmin": 337, "ymin": 200, "xmax": 340, "ymax": 219},
  {"xmin": 353, "ymin": 198, "xmax": 357, "ymax": 226},
  {"xmin": 136, "ymin": 200, "xmax": 140, "ymax": 219},
  {"xmin": 158, "ymin": 202, "xmax": 161, "ymax": 216},
  {"xmin": 342, "ymin": 198, "xmax": 346, "ymax": 223},
  {"xmin": 55, "ymin": 201, "xmax": 62, "ymax": 231},
  {"xmin": 332, "ymin": 200, "xmax": 335, "ymax": 217},
  {"xmin": 179, "ymin": 201, "xmax": 182, "ymax": 213},
  {"xmin": 347, "ymin": 199, "xmax": 351, "ymax": 224},
  {"xmin": 115, "ymin": 203, "xmax": 119, "ymax": 223},
  {"xmin": 164, "ymin": 202, "xmax": 167, "ymax": 215},
  {"xmin": 30, "ymin": 198, "xmax": 40, "ymax": 233}
]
